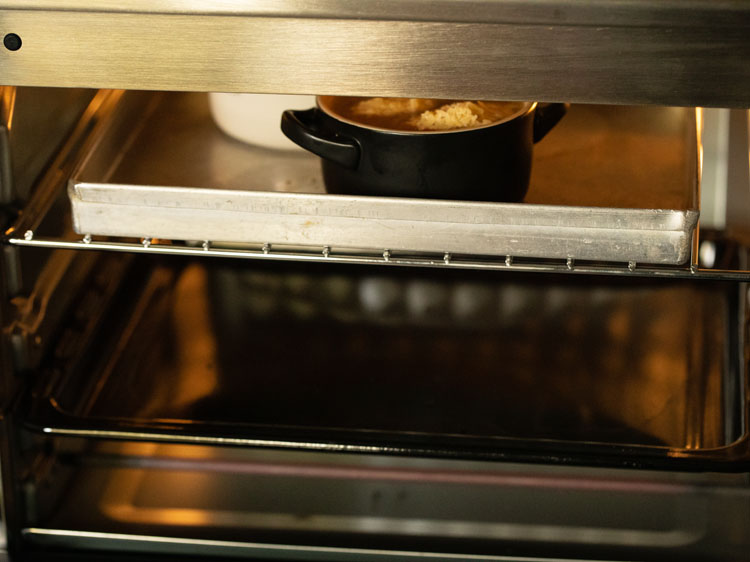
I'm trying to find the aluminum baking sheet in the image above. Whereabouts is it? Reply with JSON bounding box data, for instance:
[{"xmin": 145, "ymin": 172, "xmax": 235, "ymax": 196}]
[{"xmin": 69, "ymin": 92, "xmax": 700, "ymax": 265}]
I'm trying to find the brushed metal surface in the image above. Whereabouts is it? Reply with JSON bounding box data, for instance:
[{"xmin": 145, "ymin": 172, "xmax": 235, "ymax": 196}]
[
  {"xmin": 19, "ymin": 529, "xmax": 612, "ymax": 561},
  {"xmin": 1, "ymin": 0, "xmax": 749, "ymax": 27},
  {"xmin": 69, "ymin": 185, "xmax": 698, "ymax": 264},
  {"xmin": 0, "ymin": 7, "xmax": 749, "ymax": 107}
]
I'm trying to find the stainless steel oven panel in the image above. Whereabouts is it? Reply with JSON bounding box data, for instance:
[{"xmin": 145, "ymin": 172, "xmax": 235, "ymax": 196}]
[
  {"xmin": 17, "ymin": 440, "xmax": 750, "ymax": 561},
  {"xmin": 1, "ymin": 2, "xmax": 749, "ymax": 107}
]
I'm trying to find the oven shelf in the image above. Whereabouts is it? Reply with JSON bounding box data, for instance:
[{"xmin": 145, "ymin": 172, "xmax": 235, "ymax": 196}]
[
  {"xmin": 9, "ymin": 233, "xmax": 750, "ymax": 281},
  {"xmin": 21, "ymin": 257, "xmax": 750, "ymax": 472},
  {"xmin": 3, "ymin": 89, "xmax": 720, "ymax": 278}
]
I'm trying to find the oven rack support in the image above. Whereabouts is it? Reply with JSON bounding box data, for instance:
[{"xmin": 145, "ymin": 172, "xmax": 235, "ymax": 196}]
[{"xmin": 8, "ymin": 230, "xmax": 750, "ymax": 282}]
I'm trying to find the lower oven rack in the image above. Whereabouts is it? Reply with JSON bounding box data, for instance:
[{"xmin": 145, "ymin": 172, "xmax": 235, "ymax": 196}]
[
  {"xmin": 24, "ymin": 398, "xmax": 750, "ymax": 473},
  {"xmin": 9, "ymin": 88, "xmax": 746, "ymax": 280},
  {"xmin": 24, "ymin": 528, "xmax": 617, "ymax": 562},
  {"xmin": 18, "ymin": 253, "xmax": 750, "ymax": 473}
]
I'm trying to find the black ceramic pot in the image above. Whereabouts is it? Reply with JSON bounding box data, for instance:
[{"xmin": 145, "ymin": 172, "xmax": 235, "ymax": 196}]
[{"xmin": 281, "ymin": 97, "xmax": 567, "ymax": 202}]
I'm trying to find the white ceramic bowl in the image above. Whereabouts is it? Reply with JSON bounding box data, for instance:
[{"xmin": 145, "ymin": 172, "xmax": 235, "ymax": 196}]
[{"xmin": 209, "ymin": 93, "xmax": 316, "ymax": 151}]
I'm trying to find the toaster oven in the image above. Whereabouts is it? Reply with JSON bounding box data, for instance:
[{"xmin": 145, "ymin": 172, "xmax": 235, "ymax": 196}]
[{"xmin": 1, "ymin": 1, "xmax": 750, "ymax": 561}]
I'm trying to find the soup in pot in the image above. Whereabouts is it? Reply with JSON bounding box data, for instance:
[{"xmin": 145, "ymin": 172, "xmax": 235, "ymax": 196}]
[{"xmin": 322, "ymin": 96, "xmax": 529, "ymax": 132}]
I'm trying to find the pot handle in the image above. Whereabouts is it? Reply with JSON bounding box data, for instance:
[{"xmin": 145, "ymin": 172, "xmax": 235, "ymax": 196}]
[
  {"xmin": 281, "ymin": 108, "xmax": 360, "ymax": 169},
  {"xmin": 533, "ymin": 103, "xmax": 569, "ymax": 143}
]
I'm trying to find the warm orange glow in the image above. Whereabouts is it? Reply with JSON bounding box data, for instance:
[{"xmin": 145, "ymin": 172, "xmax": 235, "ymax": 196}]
[
  {"xmin": 170, "ymin": 264, "xmax": 219, "ymax": 409},
  {"xmin": 129, "ymin": 264, "xmax": 219, "ymax": 416},
  {"xmin": 1, "ymin": 86, "xmax": 17, "ymax": 130},
  {"xmin": 79, "ymin": 89, "xmax": 123, "ymax": 123},
  {"xmin": 696, "ymin": 107, "xmax": 704, "ymax": 195},
  {"xmin": 105, "ymin": 505, "xmax": 214, "ymax": 526}
]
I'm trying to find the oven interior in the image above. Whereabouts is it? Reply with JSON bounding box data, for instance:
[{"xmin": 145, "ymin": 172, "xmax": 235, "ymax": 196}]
[
  {"xmin": 3, "ymin": 0, "xmax": 750, "ymax": 545},
  {"xmin": 0, "ymin": 83, "xmax": 747, "ymax": 562}
]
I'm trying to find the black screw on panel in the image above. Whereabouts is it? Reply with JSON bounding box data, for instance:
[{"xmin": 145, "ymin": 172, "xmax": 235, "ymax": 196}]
[{"xmin": 3, "ymin": 33, "xmax": 22, "ymax": 51}]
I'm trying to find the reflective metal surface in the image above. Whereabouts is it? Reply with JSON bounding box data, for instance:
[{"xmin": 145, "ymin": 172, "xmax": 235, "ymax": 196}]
[
  {"xmin": 0, "ymin": 87, "xmax": 94, "ymax": 205},
  {"xmin": 0, "ymin": 454, "xmax": 6, "ymax": 553},
  {"xmin": 14, "ymin": 234, "xmax": 750, "ymax": 282},
  {"xmin": 25, "ymin": 257, "xmax": 746, "ymax": 471},
  {"xmin": 23, "ymin": 529, "xmax": 596, "ymax": 562},
  {"xmin": 1, "ymin": 3, "xmax": 749, "ymax": 107},
  {"xmin": 1, "ymin": 0, "xmax": 748, "ymax": 27},
  {"xmin": 69, "ymin": 185, "xmax": 699, "ymax": 265},
  {"xmin": 18, "ymin": 441, "xmax": 750, "ymax": 561}
]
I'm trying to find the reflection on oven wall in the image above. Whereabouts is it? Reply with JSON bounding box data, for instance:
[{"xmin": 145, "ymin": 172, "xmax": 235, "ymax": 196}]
[
  {"xmin": 698, "ymin": 108, "xmax": 750, "ymax": 269},
  {"xmin": 700, "ymin": 108, "xmax": 750, "ymax": 231},
  {"xmin": 206, "ymin": 261, "xmax": 727, "ymax": 449}
]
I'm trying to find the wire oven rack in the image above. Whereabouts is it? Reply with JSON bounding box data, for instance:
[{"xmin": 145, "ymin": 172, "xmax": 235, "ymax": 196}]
[{"xmin": 3, "ymin": 88, "xmax": 750, "ymax": 281}]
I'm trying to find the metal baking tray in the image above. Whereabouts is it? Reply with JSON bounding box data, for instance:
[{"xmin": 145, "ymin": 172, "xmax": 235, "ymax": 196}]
[
  {"xmin": 25, "ymin": 257, "xmax": 748, "ymax": 470},
  {"xmin": 68, "ymin": 91, "xmax": 700, "ymax": 265}
]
